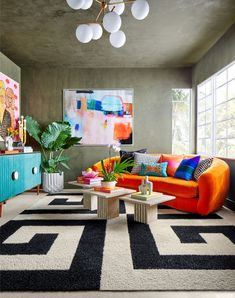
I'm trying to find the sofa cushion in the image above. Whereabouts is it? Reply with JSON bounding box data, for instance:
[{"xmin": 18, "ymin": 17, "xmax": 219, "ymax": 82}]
[
  {"xmin": 120, "ymin": 148, "xmax": 147, "ymax": 172},
  {"xmin": 194, "ymin": 157, "xmax": 213, "ymax": 181},
  {"xmin": 174, "ymin": 155, "xmax": 200, "ymax": 181},
  {"xmin": 159, "ymin": 154, "xmax": 184, "ymax": 177},
  {"xmin": 140, "ymin": 162, "xmax": 168, "ymax": 177},
  {"xmin": 117, "ymin": 174, "xmax": 198, "ymax": 198},
  {"xmin": 131, "ymin": 153, "xmax": 160, "ymax": 174}
]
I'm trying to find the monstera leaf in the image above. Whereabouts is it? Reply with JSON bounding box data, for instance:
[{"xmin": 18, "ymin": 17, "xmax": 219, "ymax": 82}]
[
  {"xmin": 25, "ymin": 116, "xmax": 42, "ymax": 145},
  {"xmin": 41, "ymin": 122, "xmax": 72, "ymax": 151}
]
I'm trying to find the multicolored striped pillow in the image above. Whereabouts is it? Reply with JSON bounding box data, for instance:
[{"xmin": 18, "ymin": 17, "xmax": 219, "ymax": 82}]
[{"xmin": 174, "ymin": 156, "xmax": 200, "ymax": 181}]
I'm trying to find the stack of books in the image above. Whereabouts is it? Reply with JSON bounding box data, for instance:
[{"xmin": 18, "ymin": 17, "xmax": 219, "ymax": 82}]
[
  {"xmin": 13, "ymin": 146, "xmax": 33, "ymax": 153},
  {"xmin": 93, "ymin": 186, "xmax": 124, "ymax": 193},
  {"xmin": 77, "ymin": 176, "xmax": 103, "ymax": 185},
  {"xmin": 131, "ymin": 192, "xmax": 163, "ymax": 201}
]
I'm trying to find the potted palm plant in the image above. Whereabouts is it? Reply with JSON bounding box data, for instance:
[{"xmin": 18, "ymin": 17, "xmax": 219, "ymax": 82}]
[
  {"xmin": 26, "ymin": 116, "xmax": 81, "ymax": 193},
  {"xmin": 100, "ymin": 144, "xmax": 135, "ymax": 188}
]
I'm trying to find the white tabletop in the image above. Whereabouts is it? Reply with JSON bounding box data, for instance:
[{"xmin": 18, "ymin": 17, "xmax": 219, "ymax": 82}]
[
  {"xmin": 68, "ymin": 180, "xmax": 101, "ymax": 189},
  {"xmin": 83, "ymin": 188, "xmax": 136, "ymax": 199},
  {"xmin": 119, "ymin": 193, "xmax": 176, "ymax": 206}
]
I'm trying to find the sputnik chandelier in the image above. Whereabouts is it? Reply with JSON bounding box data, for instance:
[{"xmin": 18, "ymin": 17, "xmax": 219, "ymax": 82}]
[{"xmin": 66, "ymin": 0, "xmax": 150, "ymax": 48}]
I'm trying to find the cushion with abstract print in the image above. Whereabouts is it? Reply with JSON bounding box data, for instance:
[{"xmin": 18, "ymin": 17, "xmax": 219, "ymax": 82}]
[
  {"xmin": 119, "ymin": 148, "xmax": 147, "ymax": 172},
  {"xmin": 140, "ymin": 162, "xmax": 168, "ymax": 177},
  {"xmin": 159, "ymin": 154, "xmax": 184, "ymax": 177},
  {"xmin": 174, "ymin": 155, "xmax": 200, "ymax": 181},
  {"xmin": 131, "ymin": 153, "xmax": 161, "ymax": 175},
  {"xmin": 193, "ymin": 157, "xmax": 213, "ymax": 181}
]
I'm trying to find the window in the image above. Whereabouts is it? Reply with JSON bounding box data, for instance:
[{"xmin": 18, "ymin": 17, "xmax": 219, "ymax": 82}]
[
  {"xmin": 197, "ymin": 61, "xmax": 235, "ymax": 158},
  {"xmin": 172, "ymin": 89, "xmax": 191, "ymax": 154}
]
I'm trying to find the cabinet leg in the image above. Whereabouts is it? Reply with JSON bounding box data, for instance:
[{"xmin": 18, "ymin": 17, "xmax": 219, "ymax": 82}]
[
  {"xmin": 37, "ymin": 185, "xmax": 40, "ymax": 195},
  {"xmin": 0, "ymin": 203, "xmax": 3, "ymax": 217}
]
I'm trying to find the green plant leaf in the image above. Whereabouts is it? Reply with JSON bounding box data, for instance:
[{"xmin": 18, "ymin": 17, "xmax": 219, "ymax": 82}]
[
  {"xmin": 25, "ymin": 115, "xmax": 42, "ymax": 144},
  {"xmin": 62, "ymin": 137, "xmax": 82, "ymax": 149},
  {"xmin": 60, "ymin": 162, "xmax": 70, "ymax": 170},
  {"xmin": 41, "ymin": 122, "xmax": 71, "ymax": 151}
]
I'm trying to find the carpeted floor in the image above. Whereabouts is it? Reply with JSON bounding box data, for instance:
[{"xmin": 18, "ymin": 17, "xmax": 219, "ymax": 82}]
[{"xmin": 1, "ymin": 192, "xmax": 235, "ymax": 291}]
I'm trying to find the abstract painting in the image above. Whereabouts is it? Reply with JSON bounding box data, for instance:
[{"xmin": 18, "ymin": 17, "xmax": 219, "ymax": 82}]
[
  {"xmin": 63, "ymin": 89, "xmax": 133, "ymax": 145},
  {"xmin": 0, "ymin": 72, "xmax": 20, "ymax": 141}
]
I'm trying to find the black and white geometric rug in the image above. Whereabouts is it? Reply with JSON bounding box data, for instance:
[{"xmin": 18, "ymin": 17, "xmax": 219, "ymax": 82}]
[{"xmin": 1, "ymin": 191, "xmax": 235, "ymax": 291}]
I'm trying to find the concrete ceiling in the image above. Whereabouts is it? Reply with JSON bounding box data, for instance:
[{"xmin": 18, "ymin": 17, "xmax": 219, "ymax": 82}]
[{"xmin": 0, "ymin": 0, "xmax": 235, "ymax": 68}]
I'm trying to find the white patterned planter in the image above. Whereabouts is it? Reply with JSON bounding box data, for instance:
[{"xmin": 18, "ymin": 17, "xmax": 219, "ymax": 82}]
[{"xmin": 42, "ymin": 172, "xmax": 64, "ymax": 193}]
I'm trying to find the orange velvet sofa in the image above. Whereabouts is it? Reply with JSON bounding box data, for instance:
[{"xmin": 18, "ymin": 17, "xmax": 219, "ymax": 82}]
[{"xmin": 92, "ymin": 154, "xmax": 230, "ymax": 215}]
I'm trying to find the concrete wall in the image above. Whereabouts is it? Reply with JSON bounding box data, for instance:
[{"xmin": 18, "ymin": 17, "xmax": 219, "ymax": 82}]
[
  {"xmin": 192, "ymin": 23, "xmax": 235, "ymax": 210},
  {"xmin": 0, "ymin": 52, "xmax": 21, "ymax": 148},
  {"xmin": 21, "ymin": 67, "xmax": 191, "ymax": 182}
]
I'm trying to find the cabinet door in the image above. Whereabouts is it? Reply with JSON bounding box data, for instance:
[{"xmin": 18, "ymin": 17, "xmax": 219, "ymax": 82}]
[
  {"xmin": 23, "ymin": 153, "xmax": 41, "ymax": 190},
  {"xmin": 0, "ymin": 155, "xmax": 14, "ymax": 201}
]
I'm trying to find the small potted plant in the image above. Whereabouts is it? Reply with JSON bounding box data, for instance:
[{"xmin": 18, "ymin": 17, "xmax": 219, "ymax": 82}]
[
  {"xmin": 25, "ymin": 116, "xmax": 81, "ymax": 193},
  {"xmin": 100, "ymin": 144, "xmax": 135, "ymax": 188}
]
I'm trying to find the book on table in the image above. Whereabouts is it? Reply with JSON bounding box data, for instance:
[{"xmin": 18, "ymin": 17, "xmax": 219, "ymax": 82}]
[
  {"xmin": 93, "ymin": 186, "xmax": 124, "ymax": 193},
  {"xmin": 77, "ymin": 176, "xmax": 103, "ymax": 185},
  {"xmin": 131, "ymin": 192, "xmax": 163, "ymax": 201}
]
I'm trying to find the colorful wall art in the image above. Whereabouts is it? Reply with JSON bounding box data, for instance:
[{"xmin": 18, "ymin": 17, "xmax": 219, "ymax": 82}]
[
  {"xmin": 63, "ymin": 89, "xmax": 133, "ymax": 145},
  {"xmin": 0, "ymin": 72, "xmax": 20, "ymax": 141}
]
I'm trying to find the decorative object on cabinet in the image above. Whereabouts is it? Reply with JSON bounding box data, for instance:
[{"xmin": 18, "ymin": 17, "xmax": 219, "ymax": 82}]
[
  {"xmin": 63, "ymin": 89, "xmax": 134, "ymax": 145},
  {"xmin": 0, "ymin": 72, "xmax": 20, "ymax": 142},
  {"xmin": 0, "ymin": 152, "xmax": 41, "ymax": 216},
  {"xmin": 25, "ymin": 116, "xmax": 81, "ymax": 193}
]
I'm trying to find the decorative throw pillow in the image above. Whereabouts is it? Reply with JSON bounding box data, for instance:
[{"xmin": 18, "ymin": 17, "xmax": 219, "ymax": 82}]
[
  {"xmin": 120, "ymin": 148, "xmax": 147, "ymax": 172},
  {"xmin": 174, "ymin": 155, "xmax": 200, "ymax": 181},
  {"xmin": 140, "ymin": 162, "xmax": 168, "ymax": 177},
  {"xmin": 193, "ymin": 158, "xmax": 213, "ymax": 181},
  {"xmin": 131, "ymin": 153, "xmax": 160, "ymax": 175},
  {"xmin": 159, "ymin": 154, "xmax": 184, "ymax": 177}
]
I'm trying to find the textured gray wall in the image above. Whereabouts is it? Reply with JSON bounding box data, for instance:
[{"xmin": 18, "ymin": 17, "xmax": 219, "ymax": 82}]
[
  {"xmin": 0, "ymin": 52, "xmax": 21, "ymax": 148},
  {"xmin": 192, "ymin": 23, "xmax": 235, "ymax": 210},
  {"xmin": 21, "ymin": 67, "xmax": 191, "ymax": 182}
]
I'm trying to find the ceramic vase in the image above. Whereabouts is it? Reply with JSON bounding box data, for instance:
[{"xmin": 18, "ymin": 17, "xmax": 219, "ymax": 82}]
[
  {"xmin": 42, "ymin": 172, "xmax": 64, "ymax": 193},
  {"xmin": 5, "ymin": 136, "xmax": 13, "ymax": 151},
  {"xmin": 101, "ymin": 181, "xmax": 117, "ymax": 189}
]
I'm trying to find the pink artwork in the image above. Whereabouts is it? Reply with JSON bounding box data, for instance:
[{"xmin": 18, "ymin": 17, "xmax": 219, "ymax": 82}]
[{"xmin": 0, "ymin": 72, "xmax": 20, "ymax": 141}]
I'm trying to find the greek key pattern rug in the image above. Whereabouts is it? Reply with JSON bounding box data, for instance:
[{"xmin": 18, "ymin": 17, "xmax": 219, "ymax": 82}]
[{"xmin": 1, "ymin": 192, "xmax": 235, "ymax": 291}]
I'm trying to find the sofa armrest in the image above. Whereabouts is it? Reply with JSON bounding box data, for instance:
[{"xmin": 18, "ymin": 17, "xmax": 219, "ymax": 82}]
[
  {"xmin": 197, "ymin": 158, "xmax": 230, "ymax": 215},
  {"xmin": 92, "ymin": 156, "xmax": 120, "ymax": 172}
]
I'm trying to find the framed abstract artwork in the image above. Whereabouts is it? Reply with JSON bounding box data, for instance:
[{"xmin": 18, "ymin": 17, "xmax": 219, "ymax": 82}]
[
  {"xmin": 0, "ymin": 72, "xmax": 20, "ymax": 141},
  {"xmin": 63, "ymin": 89, "xmax": 134, "ymax": 145}
]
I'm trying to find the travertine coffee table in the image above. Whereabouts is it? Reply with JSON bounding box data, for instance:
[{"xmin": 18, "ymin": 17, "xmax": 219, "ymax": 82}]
[
  {"xmin": 119, "ymin": 193, "xmax": 175, "ymax": 224},
  {"xmin": 68, "ymin": 180, "xmax": 101, "ymax": 210},
  {"xmin": 83, "ymin": 188, "xmax": 135, "ymax": 219}
]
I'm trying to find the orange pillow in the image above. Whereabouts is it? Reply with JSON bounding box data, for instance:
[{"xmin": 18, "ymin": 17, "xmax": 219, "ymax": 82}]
[{"xmin": 159, "ymin": 154, "xmax": 184, "ymax": 177}]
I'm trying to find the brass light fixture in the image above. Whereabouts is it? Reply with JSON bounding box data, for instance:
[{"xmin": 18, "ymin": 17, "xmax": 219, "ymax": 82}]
[{"xmin": 66, "ymin": 0, "xmax": 150, "ymax": 48}]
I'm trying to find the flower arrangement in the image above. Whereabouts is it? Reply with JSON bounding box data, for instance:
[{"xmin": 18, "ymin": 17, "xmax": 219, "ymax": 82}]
[{"xmin": 7, "ymin": 127, "xmax": 18, "ymax": 138}]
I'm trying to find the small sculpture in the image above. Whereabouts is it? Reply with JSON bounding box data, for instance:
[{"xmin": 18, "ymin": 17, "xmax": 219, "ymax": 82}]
[{"xmin": 139, "ymin": 176, "xmax": 153, "ymax": 195}]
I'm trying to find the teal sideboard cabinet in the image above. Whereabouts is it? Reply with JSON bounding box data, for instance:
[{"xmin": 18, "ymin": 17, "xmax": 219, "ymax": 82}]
[{"xmin": 0, "ymin": 152, "xmax": 41, "ymax": 216}]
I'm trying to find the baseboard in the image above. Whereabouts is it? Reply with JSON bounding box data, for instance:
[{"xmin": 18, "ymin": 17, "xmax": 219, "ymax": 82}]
[{"xmin": 224, "ymin": 198, "xmax": 235, "ymax": 212}]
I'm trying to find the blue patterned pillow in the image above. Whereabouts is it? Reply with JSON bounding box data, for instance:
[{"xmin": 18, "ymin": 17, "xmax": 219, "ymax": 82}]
[
  {"xmin": 174, "ymin": 156, "xmax": 200, "ymax": 181},
  {"xmin": 140, "ymin": 162, "xmax": 168, "ymax": 177}
]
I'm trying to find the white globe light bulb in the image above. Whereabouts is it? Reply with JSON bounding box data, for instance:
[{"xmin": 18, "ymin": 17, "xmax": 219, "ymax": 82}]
[
  {"xmin": 66, "ymin": 0, "xmax": 85, "ymax": 10},
  {"xmin": 108, "ymin": 0, "xmax": 125, "ymax": 15},
  {"xmin": 82, "ymin": 0, "xmax": 93, "ymax": 10},
  {"xmin": 76, "ymin": 24, "xmax": 93, "ymax": 43},
  {"xmin": 103, "ymin": 12, "xmax": 122, "ymax": 33},
  {"xmin": 110, "ymin": 30, "xmax": 126, "ymax": 48},
  {"xmin": 131, "ymin": 0, "xmax": 149, "ymax": 20},
  {"xmin": 89, "ymin": 23, "xmax": 103, "ymax": 40}
]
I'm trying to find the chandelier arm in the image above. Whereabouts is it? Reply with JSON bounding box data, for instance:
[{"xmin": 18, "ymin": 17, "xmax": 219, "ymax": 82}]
[
  {"xmin": 107, "ymin": 0, "xmax": 135, "ymax": 5},
  {"xmin": 96, "ymin": 7, "xmax": 105, "ymax": 22}
]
